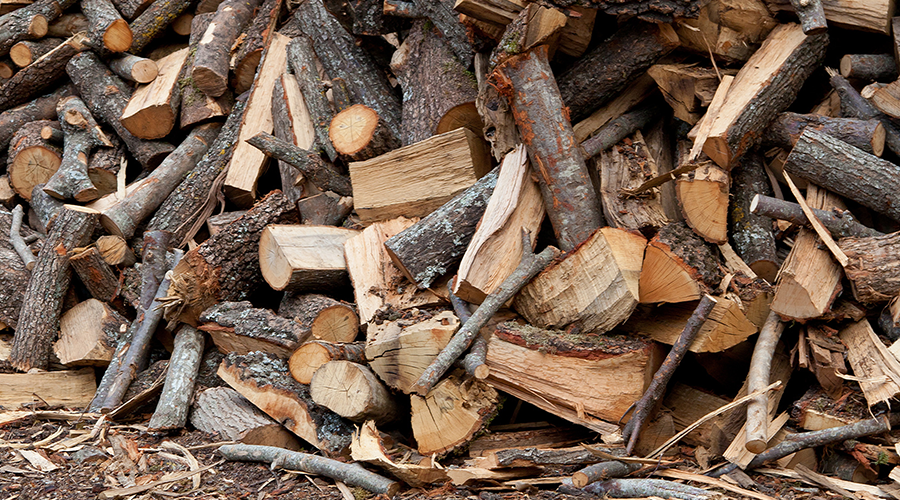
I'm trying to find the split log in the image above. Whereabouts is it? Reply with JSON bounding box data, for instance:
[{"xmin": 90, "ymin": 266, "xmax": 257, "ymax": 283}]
[
  {"xmin": 366, "ymin": 310, "xmax": 460, "ymax": 394},
  {"xmin": 868, "ymin": 79, "xmax": 900, "ymax": 120},
  {"xmin": 765, "ymin": 0, "xmax": 893, "ymax": 34},
  {"xmin": 0, "ymin": 84, "xmax": 75, "ymax": 162},
  {"xmin": 350, "ymin": 420, "xmax": 448, "ymax": 488},
  {"xmin": 485, "ymin": 322, "xmax": 662, "ymax": 433},
  {"xmin": 8, "ymin": 206, "xmax": 97, "ymax": 372},
  {"xmin": 556, "ymin": 20, "xmax": 679, "ymax": 124},
  {"xmin": 310, "ymin": 361, "xmax": 398, "ymax": 425},
  {"xmin": 674, "ymin": 1, "xmax": 776, "ymax": 64},
  {"xmin": 647, "ymin": 64, "xmax": 731, "ymax": 125},
  {"xmin": 119, "ymin": 47, "xmax": 188, "ymax": 140},
  {"xmin": 127, "ymin": 0, "xmax": 192, "ymax": 53},
  {"xmin": 166, "ymin": 192, "xmax": 297, "ymax": 327},
  {"xmin": 838, "ymin": 232, "xmax": 900, "ymax": 304},
  {"xmin": 765, "ymin": 112, "xmax": 885, "ymax": 156},
  {"xmin": 52, "ymin": 298, "xmax": 127, "ymax": 366},
  {"xmin": 495, "ymin": 45, "xmax": 603, "ymax": 250},
  {"xmin": 284, "ymin": 35, "xmax": 336, "ymax": 162},
  {"xmin": 639, "ymin": 221, "xmax": 723, "ymax": 304},
  {"xmin": 147, "ymin": 325, "xmax": 204, "ymax": 431},
  {"xmin": 329, "ymin": 104, "xmax": 400, "ymax": 161},
  {"xmin": 108, "ymin": 53, "xmax": 157, "ymax": 83},
  {"xmin": 0, "ymin": 368, "xmax": 95, "ymax": 408},
  {"xmin": 179, "ymin": 13, "xmax": 233, "ymax": 129},
  {"xmin": 198, "ymin": 301, "xmax": 309, "ymax": 358},
  {"xmin": 702, "ymin": 23, "xmax": 828, "ymax": 169},
  {"xmin": 573, "ymin": 74, "xmax": 657, "ymax": 147},
  {"xmin": 289, "ymin": 340, "xmax": 366, "ymax": 385},
  {"xmin": 66, "ymin": 51, "xmax": 175, "ymax": 169},
  {"xmin": 230, "ymin": 0, "xmax": 280, "ymax": 94},
  {"xmin": 349, "ymin": 127, "xmax": 491, "ymax": 223},
  {"xmin": 97, "ymin": 123, "xmax": 221, "ymax": 238},
  {"xmin": 598, "ymin": 131, "xmax": 668, "ymax": 233},
  {"xmin": 147, "ymin": 96, "xmax": 246, "ymax": 246},
  {"xmin": 9, "ymin": 37, "xmax": 62, "ymax": 67},
  {"xmin": 289, "ymin": 0, "xmax": 401, "ymax": 140},
  {"xmin": 223, "ymin": 32, "xmax": 290, "ymax": 206},
  {"xmin": 191, "ymin": 0, "xmax": 262, "ymax": 97},
  {"xmin": 258, "ymin": 224, "xmax": 358, "ymax": 293},
  {"xmin": 392, "ymin": 19, "xmax": 480, "ymax": 146},
  {"xmin": 7, "ymin": 120, "xmax": 62, "ymax": 201},
  {"xmin": 278, "ymin": 293, "xmax": 359, "ymax": 343},
  {"xmin": 44, "ymin": 96, "xmax": 113, "ymax": 201},
  {"xmin": 475, "ymin": 51, "xmax": 517, "ymax": 161},
  {"xmin": 513, "ymin": 227, "xmax": 640, "ymax": 334},
  {"xmin": 729, "ymin": 153, "xmax": 779, "ymax": 282},
  {"xmin": 296, "ymin": 192, "xmax": 353, "ymax": 226},
  {"xmin": 190, "ymin": 387, "xmax": 302, "ymax": 450},
  {"xmin": 0, "ymin": 34, "xmax": 88, "ymax": 111},
  {"xmin": 69, "ymin": 246, "xmax": 119, "ymax": 302},
  {"xmin": 218, "ymin": 351, "xmax": 355, "ymax": 456},
  {"xmin": 840, "ymin": 53, "xmax": 897, "ymax": 82},
  {"xmin": 248, "ymin": 133, "xmax": 350, "ymax": 196},
  {"xmin": 841, "ymin": 319, "xmax": 900, "ymax": 407},
  {"xmin": 82, "ymin": 0, "xmax": 132, "ymax": 53},
  {"xmin": 751, "ymin": 194, "xmax": 880, "ymax": 239},
  {"xmin": 270, "ymin": 75, "xmax": 314, "ymax": 203},
  {"xmin": 47, "ymin": 12, "xmax": 88, "ymax": 36}
]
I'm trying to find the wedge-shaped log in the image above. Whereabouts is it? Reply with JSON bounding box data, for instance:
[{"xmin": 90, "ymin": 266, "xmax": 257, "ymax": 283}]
[
  {"xmin": 702, "ymin": 23, "xmax": 828, "ymax": 169},
  {"xmin": 838, "ymin": 231, "xmax": 900, "ymax": 304},
  {"xmin": 199, "ymin": 301, "xmax": 310, "ymax": 358},
  {"xmin": 0, "ymin": 368, "xmax": 95, "ymax": 408},
  {"xmin": 647, "ymin": 63, "xmax": 731, "ymax": 125},
  {"xmin": 675, "ymin": 160, "xmax": 729, "ymax": 244},
  {"xmin": 639, "ymin": 222, "xmax": 723, "ymax": 304},
  {"xmin": 191, "ymin": 387, "xmax": 302, "ymax": 450},
  {"xmin": 513, "ymin": 227, "xmax": 641, "ymax": 333},
  {"xmin": 349, "ymin": 127, "xmax": 491, "ymax": 223},
  {"xmin": 259, "ymin": 225, "xmax": 358, "ymax": 293},
  {"xmin": 53, "ymin": 298, "xmax": 127, "ymax": 366},
  {"xmin": 218, "ymin": 351, "xmax": 355, "ymax": 457},
  {"xmin": 765, "ymin": 0, "xmax": 894, "ymax": 34},
  {"xmin": 119, "ymin": 47, "xmax": 189, "ymax": 140}
]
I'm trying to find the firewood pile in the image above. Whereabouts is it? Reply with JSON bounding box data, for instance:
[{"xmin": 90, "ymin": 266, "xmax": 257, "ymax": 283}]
[{"xmin": 7, "ymin": 0, "xmax": 900, "ymax": 496}]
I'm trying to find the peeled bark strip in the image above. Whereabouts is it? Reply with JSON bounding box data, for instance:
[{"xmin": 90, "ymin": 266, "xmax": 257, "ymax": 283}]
[
  {"xmin": 0, "ymin": 84, "xmax": 75, "ymax": 159},
  {"xmin": 730, "ymin": 153, "xmax": 779, "ymax": 283},
  {"xmin": 838, "ymin": 232, "xmax": 900, "ymax": 304},
  {"xmin": 69, "ymin": 246, "xmax": 119, "ymax": 302},
  {"xmin": 495, "ymin": 46, "xmax": 603, "ymax": 251},
  {"xmin": 384, "ymin": 168, "xmax": 498, "ymax": 289},
  {"xmin": 219, "ymin": 443, "xmax": 400, "ymax": 495},
  {"xmin": 166, "ymin": 191, "xmax": 298, "ymax": 326},
  {"xmin": 248, "ymin": 133, "xmax": 351, "ymax": 196},
  {"xmin": 199, "ymin": 300, "xmax": 309, "ymax": 358},
  {"xmin": 231, "ymin": 0, "xmax": 281, "ymax": 94},
  {"xmin": 128, "ymin": 0, "xmax": 192, "ymax": 53},
  {"xmin": 9, "ymin": 206, "xmax": 98, "ymax": 372},
  {"xmin": 392, "ymin": 19, "xmax": 480, "ymax": 146},
  {"xmin": 310, "ymin": 361, "xmax": 398, "ymax": 425},
  {"xmin": 785, "ymin": 127, "xmax": 900, "ymax": 222},
  {"xmin": 179, "ymin": 13, "xmax": 233, "ymax": 129},
  {"xmin": 288, "ymin": 341, "xmax": 366, "ymax": 385},
  {"xmin": 82, "ymin": 0, "xmax": 132, "ymax": 53},
  {"xmin": 0, "ymin": 34, "xmax": 88, "ymax": 111},
  {"xmin": 192, "ymin": 0, "xmax": 263, "ymax": 98},
  {"xmin": 703, "ymin": 24, "xmax": 828, "ymax": 169},
  {"xmin": 751, "ymin": 194, "xmax": 880, "ymax": 239},
  {"xmin": 66, "ymin": 52, "xmax": 174, "ymax": 169},
  {"xmin": 285, "ymin": 36, "xmax": 338, "ymax": 161},
  {"xmin": 556, "ymin": 20, "xmax": 679, "ymax": 124},
  {"xmin": 7, "ymin": 120, "xmax": 62, "ymax": 201},
  {"xmin": 765, "ymin": 112, "xmax": 885, "ymax": 156},
  {"xmin": 9, "ymin": 37, "xmax": 63, "ymax": 67},
  {"xmin": 290, "ymin": 0, "xmax": 401, "ymax": 140},
  {"xmin": 639, "ymin": 221, "xmax": 723, "ymax": 304},
  {"xmin": 108, "ymin": 53, "xmax": 156, "ymax": 83},
  {"xmin": 147, "ymin": 325, "xmax": 205, "ymax": 431},
  {"xmin": 44, "ymin": 96, "xmax": 112, "ymax": 202},
  {"xmin": 98, "ymin": 123, "xmax": 222, "ymax": 239}
]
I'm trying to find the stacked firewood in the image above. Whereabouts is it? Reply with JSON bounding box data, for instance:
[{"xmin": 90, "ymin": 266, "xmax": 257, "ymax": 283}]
[{"xmin": 7, "ymin": 0, "xmax": 900, "ymax": 495}]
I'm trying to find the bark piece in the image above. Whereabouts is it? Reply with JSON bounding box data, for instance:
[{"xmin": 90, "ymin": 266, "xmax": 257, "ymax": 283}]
[
  {"xmin": 7, "ymin": 120, "xmax": 62, "ymax": 201},
  {"xmin": 128, "ymin": 0, "xmax": 192, "ymax": 53},
  {"xmin": 52, "ymin": 298, "xmax": 127, "ymax": 366},
  {"xmin": 556, "ymin": 20, "xmax": 679, "ymax": 124},
  {"xmin": 598, "ymin": 131, "xmax": 669, "ymax": 233},
  {"xmin": 190, "ymin": 387, "xmax": 302, "ymax": 450},
  {"xmin": 217, "ymin": 351, "xmax": 355, "ymax": 456},
  {"xmin": 9, "ymin": 37, "xmax": 62, "ymax": 67},
  {"xmin": 191, "ymin": 0, "xmax": 263, "ymax": 98},
  {"xmin": 66, "ymin": 51, "xmax": 174, "ymax": 169},
  {"xmin": 44, "ymin": 96, "xmax": 112, "ymax": 202},
  {"xmin": 278, "ymin": 293, "xmax": 359, "ymax": 343},
  {"xmin": 289, "ymin": 340, "xmax": 366, "ymax": 385},
  {"xmin": 179, "ymin": 13, "xmax": 233, "ymax": 129},
  {"xmin": 702, "ymin": 24, "xmax": 828, "ymax": 168},
  {"xmin": 349, "ymin": 127, "xmax": 491, "ymax": 223},
  {"xmin": 495, "ymin": 45, "xmax": 603, "ymax": 251},
  {"xmin": 0, "ymin": 368, "xmax": 95, "ymax": 408},
  {"xmin": 82, "ymin": 0, "xmax": 132, "ymax": 52},
  {"xmin": 765, "ymin": 112, "xmax": 885, "ymax": 156},
  {"xmin": 199, "ymin": 301, "xmax": 309, "ymax": 358},
  {"xmin": 729, "ymin": 153, "xmax": 779, "ymax": 283},
  {"xmin": 675, "ymin": 157, "xmax": 729, "ymax": 245},
  {"xmin": 296, "ymin": 192, "xmax": 353, "ymax": 226},
  {"xmin": 119, "ymin": 47, "xmax": 188, "ymax": 140},
  {"xmin": 8, "ymin": 206, "xmax": 97, "ymax": 372},
  {"xmin": 639, "ymin": 221, "xmax": 723, "ymax": 304},
  {"xmin": 96, "ymin": 234, "xmax": 135, "ymax": 266},
  {"xmin": 840, "ymin": 53, "xmax": 897, "ymax": 82},
  {"xmin": 69, "ymin": 246, "xmax": 119, "ymax": 302},
  {"xmin": 285, "ymin": 35, "xmax": 337, "ymax": 162},
  {"xmin": 0, "ymin": 34, "xmax": 88, "ymax": 111},
  {"xmin": 248, "ymin": 132, "xmax": 350, "ymax": 196},
  {"xmin": 223, "ymin": 32, "xmax": 290, "ymax": 207},
  {"xmin": 258, "ymin": 224, "xmax": 358, "ymax": 293},
  {"xmin": 838, "ymin": 232, "xmax": 900, "ymax": 304},
  {"xmin": 231, "ymin": 0, "xmax": 281, "ymax": 95},
  {"xmin": 310, "ymin": 361, "xmax": 398, "ymax": 425}
]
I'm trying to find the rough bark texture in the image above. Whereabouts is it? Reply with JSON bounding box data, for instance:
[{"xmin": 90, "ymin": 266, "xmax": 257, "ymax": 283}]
[
  {"xmin": 179, "ymin": 13, "xmax": 234, "ymax": 129},
  {"xmin": 47, "ymin": 12, "xmax": 88, "ymax": 36},
  {"xmin": 0, "ymin": 35, "xmax": 87, "ymax": 111},
  {"xmin": 248, "ymin": 133, "xmax": 351, "ymax": 196},
  {"xmin": 784, "ymin": 127, "xmax": 900, "ymax": 222},
  {"xmin": 147, "ymin": 325, "xmax": 204, "ymax": 431},
  {"xmin": 108, "ymin": 53, "xmax": 157, "ymax": 83},
  {"xmin": 128, "ymin": 0, "xmax": 192, "ymax": 53},
  {"xmin": 231, "ymin": 0, "xmax": 281, "ymax": 94},
  {"xmin": 111, "ymin": 0, "xmax": 153, "ymax": 20},
  {"xmin": 729, "ymin": 152, "xmax": 779, "ymax": 283},
  {"xmin": 278, "ymin": 293, "xmax": 358, "ymax": 343},
  {"xmin": 45, "ymin": 96, "xmax": 111, "ymax": 202},
  {"xmin": 751, "ymin": 194, "xmax": 880, "ymax": 239},
  {"xmin": 270, "ymin": 77, "xmax": 306, "ymax": 204},
  {"xmin": 0, "ymin": 84, "xmax": 75, "ymax": 158},
  {"xmin": 0, "ymin": 209, "xmax": 40, "ymax": 329},
  {"xmin": 285, "ymin": 35, "xmax": 338, "ymax": 161},
  {"xmin": 829, "ymin": 69, "xmax": 900, "ymax": 157},
  {"xmin": 66, "ymin": 51, "xmax": 174, "ymax": 169},
  {"xmin": 69, "ymin": 246, "xmax": 119, "ymax": 303},
  {"xmin": 9, "ymin": 207, "xmax": 98, "ymax": 372},
  {"xmin": 765, "ymin": 112, "xmax": 884, "ymax": 156},
  {"xmin": 296, "ymin": 192, "xmax": 353, "ymax": 226},
  {"xmin": 840, "ymin": 53, "xmax": 897, "ymax": 82},
  {"xmin": 556, "ymin": 20, "xmax": 679, "ymax": 124},
  {"xmin": 82, "ymin": 0, "xmax": 132, "ymax": 53},
  {"xmin": 192, "ymin": 0, "xmax": 263, "ymax": 98},
  {"xmin": 581, "ymin": 105, "xmax": 658, "ymax": 159},
  {"xmin": 0, "ymin": 0, "xmax": 74, "ymax": 57},
  {"xmin": 838, "ymin": 232, "xmax": 900, "ymax": 304},
  {"xmin": 199, "ymin": 300, "xmax": 308, "ymax": 357},
  {"xmin": 9, "ymin": 37, "xmax": 63, "ymax": 67},
  {"xmin": 7, "ymin": 120, "xmax": 62, "ymax": 201},
  {"xmin": 495, "ymin": 46, "xmax": 603, "ymax": 251}
]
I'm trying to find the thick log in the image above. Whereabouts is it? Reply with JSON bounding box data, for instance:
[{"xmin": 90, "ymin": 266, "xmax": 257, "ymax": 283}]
[
  {"xmin": 69, "ymin": 246, "xmax": 119, "ymax": 302},
  {"xmin": 98, "ymin": 123, "xmax": 221, "ymax": 239},
  {"xmin": 310, "ymin": 361, "xmax": 398, "ymax": 424},
  {"xmin": 840, "ymin": 53, "xmax": 897, "ymax": 82},
  {"xmin": 277, "ymin": 293, "xmax": 359, "ymax": 343},
  {"xmin": 258, "ymin": 225, "xmax": 358, "ymax": 293},
  {"xmin": 0, "ymin": 84, "xmax": 74, "ymax": 161},
  {"xmin": 178, "ymin": 13, "xmax": 233, "ymax": 129},
  {"xmin": 231, "ymin": 0, "xmax": 281, "ymax": 94},
  {"xmin": 53, "ymin": 298, "xmax": 127, "ymax": 366},
  {"xmin": 729, "ymin": 152, "xmax": 779, "ymax": 283},
  {"xmin": 285, "ymin": 36, "xmax": 337, "ymax": 162},
  {"xmin": 191, "ymin": 387, "xmax": 302, "ymax": 450},
  {"xmin": 128, "ymin": 0, "xmax": 192, "ymax": 53},
  {"xmin": 598, "ymin": 131, "xmax": 668, "ymax": 233},
  {"xmin": 248, "ymin": 133, "xmax": 350, "ymax": 196},
  {"xmin": 0, "ymin": 34, "xmax": 88, "ymax": 111},
  {"xmin": 8, "ymin": 206, "xmax": 97, "ymax": 372},
  {"xmin": 199, "ymin": 301, "xmax": 309, "ymax": 358},
  {"xmin": 556, "ymin": 20, "xmax": 678, "ymax": 124},
  {"xmin": 289, "ymin": 340, "xmax": 366, "ymax": 385},
  {"xmin": 29, "ymin": 183, "xmax": 64, "ymax": 231},
  {"xmin": 0, "ymin": 0, "xmax": 68, "ymax": 57},
  {"xmin": 495, "ymin": 45, "xmax": 603, "ymax": 251},
  {"xmin": 119, "ymin": 47, "xmax": 188, "ymax": 140},
  {"xmin": 838, "ymin": 232, "xmax": 900, "ymax": 304},
  {"xmin": 192, "ymin": 0, "xmax": 262, "ymax": 98},
  {"xmin": 66, "ymin": 52, "xmax": 174, "ymax": 169},
  {"xmin": 828, "ymin": 68, "xmax": 900, "ymax": 157},
  {"xmin": 290, "ymin": 0, "xmax": 401, "ymax": 140},
  {"xmin": 217, "ymin": 351, "xmax": 356, "ymax": 456},
  {"xmin": 44, "ymin": 96, "xmax": 112, "ymax": 201},
  {"xmin": 765, "ymin": 112, "xmax": 885, "ymax": 156},
  {"xmin": 9, "ymin": 37, "xmax": 62, "ymax": 67},
  {"xmin": 0, "ymin": 210, "xmax": 41, "ymax": 329},
  {"xmin": 166, "ymin": 191, "xmax": 298, "ymax": 326},
  {"xmin": 7, "ymin": 120, "xmax": 62, "ymax": 201},
  {"xmin": 147, "ymin": 96, "xmax": 246, "ymax": 245},
  {"xmin": 581, "ymin": 105, "xmax": 658, "ymax": 159},
  {"xmin": 296, "ymin": 192, "xmax": 353, "ymax": 226},
  {"xmin": 751, "ymin": 194, "xmax": 880, "ymax": 239},
  {"xmin": 82, "ymin": 0, "xmax": 132, "ymax": 53},
  {"xmin": 384, "ymin": 167, "xmax": 498, "ymax": 290}
]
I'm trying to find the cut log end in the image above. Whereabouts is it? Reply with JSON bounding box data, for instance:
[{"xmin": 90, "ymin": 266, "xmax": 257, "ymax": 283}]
[
  {"xmin": 131, "ymin": 59, "xmax": 158, "ymax": 83},
  {"xmin": 329, "ymin": 104, "xmax": 388, "ymax": 158},
  {"xmin": 638, "ymin": 244, "xmax": 702, "ymax": 304},
  {"xmin": 102, "ymin": 19, "xmax": 133, "ymax": 53},
  {"xmin": 745, "ymin": 438, "xmax": 767, "ymax": 454},
  {"xmin": 435, "ymin": 102, "xmax": 483, "ymax": 137}
]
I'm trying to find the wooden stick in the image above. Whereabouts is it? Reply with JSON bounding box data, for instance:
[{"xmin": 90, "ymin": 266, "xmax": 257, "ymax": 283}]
[
  {"xmin": 411, "ymin": 230, "xmax": 559, "ymax": 396},
  {"xmin": 572, "ymin": 461, "xmax": 642, "ymax": 488},
  {"xmin": 581, "ymin": 478, "xmax": 714, "ymax": 500},
  {"xmin": 745, "ymin": 310, "xmax": 786, "ymax": 453},
  {"xmin": 148, "ymin": 324, "xmax": 205, "ymax": 432},
  {"xmin": 286, "ymin": 35, "xmax": 337, "ymax": 162},
  {"xmin": 9, "ymin": 205, "xmax": 34, "ymax": 270},
  {"xmin": 448, "ymin": 278, "xmax": 489, "ymax": 380},
  {"xmin": 783, "ymin": 172, "xmax": 849, "ymax": 267},
  {"xmin": 218, "ymin": 444, "xmax": 401, "ymax": 496},
  {"xmin": 623, "ymin": 294, "xmax": 716, "ymax": 455},
  {"xmin": 246, "ymin": 133, "xmax": 350, "ymax": 196}
]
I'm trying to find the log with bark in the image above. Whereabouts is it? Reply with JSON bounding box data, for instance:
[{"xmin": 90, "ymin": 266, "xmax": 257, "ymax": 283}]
[
  {"xmin": 0, "ymin": 34, "xmax": 88, "ymax": 111},
  {"xmin": 9, "ymin": 37, "xmax": 63, "ymax": 67},
  {"xmin": 191, "ymin": 0, "xmax": 263, "ymax": 98},
  {"xmin": 44, "ymin": 96, "xmax": 113, "ymax": 202},
  {"xmin": 53, "ymin": 298, "xmax": 127, "ymax": 366},
  {"xmin": 191, "ymin": 386, "xmax": 302, "ymax": 450},
  {"xmin": 729, "ymin": 152, "xmax": 779, "ymax": 282},
  {"xmin": 147, "ymin": 325, "xmax": 204, "ymax": 431},
  {"xmin": 119, "ymin": 47, "xmax": 189, "ymax": 140},
  {"xmin": 289, "ymin": 340, "xmax": 366, "ymax": 385},
  {"xmin": 837, "ymin": 232, "xmax": 900, "ymax": 304},
  {"xmin": 284, "ymin": 35, "xmax": 337, "ymax": 162},
  {"xmin": 7, "ymin": 120, "xmax": 62, "ymax": 201},
  {"xmin": 198, "ymin": 301, "xmax": 309, "ymax": 358},
  {"xmin": 179, "ymin": 13, "xmax": 234, "ymax": 129},
  {"xmin": 82, "ymin": 0, "xmax": 132, "ymax": 53},
  {"xmin": 231, "ymin": 0, "xmax": 281, "ymax": 94},
  {"xmin": 127, "ymin": 0, "xmax": 192, "ymax": 53},
  {"xmin": 639, "ymin": 221, "xmax": 723, "ymax": 304},
  {"xmin": 247, "ymin": 132, "xmax": 351, "ymax": 196},
  {"xmin": 751, "ymin": 194, "xmax": 880, "ymax": 239},
  {"xmin": 0, "ymin": 84, "xmax": 75, "ymax": 162},
  {"xmin": 108, "ymin": 53, "xmax": 157, "ymax": 83}
]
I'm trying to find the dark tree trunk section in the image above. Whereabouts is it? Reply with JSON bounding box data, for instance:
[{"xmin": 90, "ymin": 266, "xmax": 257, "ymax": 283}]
[
  {"xmin": 840, "ymin": 53, "xmax": 898, "ymax": 82},
  {"xmin": 66, "ymin": 51, "xmax": 175, "ymax": 169},
  {"xmin": 148, "ymin": 97, "xmax": 246, "ymax": 246},
  {"xmin": 9, "ymin": 206, "xmax": 98, "ymax": 372},
  {"xmin": 9, "ymin": 37, "xmax": 63, "ymax": 67},
  {"xmin": 296, "ymin": 191, "xmax": 353, "ymax": 226},
  {"xmin": 789, "ymin": 0, "xmax": 826, "ymax": 34},
  {"xmin": 291, "ymin": 0, "xmax": 401, "ymax": 140},
  {"xmin": 29, "ymin": 183, "xmax": 64, "ymax": 232},
  {"xmin": 532, "ymin": 0, "xmax": 699, "ymax": 22},
  {"xmin": 829, "ymin": 69, "xmax": 900, "ymax": 157},
  {"xmin": 751, "ymin": 194, "xmax": 881, "ymax": 239},
  {"xmin": 765, "ymin": 112, "xmax": 885, "ymax": 156},
  {"xmin": 82, "ymin": 0, "xmax": 132, "ymax": 53},
  {"xmin": 581, "ymin": 105, "xmax": 658, "ymax": 159},
  {"xmin": 495, "ymin": 46, "xmax": 604, "ymax": 251},
  {"xmin": 180, "ymin": 13, "xmax": 234, "ymax": 129},
  {"xmin": 0, "ymin": 209, "xmax": 39, "ymax": 329},
  {"xmin": 111, "ymin": 0, "xmax": 153, "ymax": 20},
  {"xmin": 231, "ymin": 0, "xmax": 281, "ymax": 94},
  {"xmin": 729, "ymin": 152, "xmax": 779, "ymax": 283},
  {"xmin": 384, "ymin": 167, "xmax": 498, "ymax": 289},
  {"xmin": 556, "ymin": 20, "xmax": 679, "ymax": 124},
  {"xmin": 412, "ymin": 0, "xmax": 473, "ymax": 68},
  {"xmin": 0, "ymin": 85, "xmax": 75, "ymax": 153},
  {"xmin": 199, "ymin": 300, "xmax": 308, "ymax": 357},
  {"xmin": 785, "ymin": 127, "xmax": 900, "ymax": 223},
  {"xmin": 167, "ymin": 191, "xmax": 299, "ymax": 326},
  {"xmin": 838, "ymin": 232, "xmax": 900, "ymax": 304},
  {"xmin": 192, "ymin": 0, "xmax": 263, "ymax": 98},
  {"xmin": 0, "ymin": 35, "xmax": 88, "ymax": 111},
  {"xmin": 128, "ymin": 0, "xmax": 192, "ymax": 54},
  {"xmin": 0, "ymin": 0, "xmax": 77, "ymax": 56},
  {"xmin": 248, "ymin": 133, "xmax": 351, "ymax": 197},
  {"xmin": 285, "ymin": 35, "xmax": 338, "ymax": 161},
  {"xmin": 69, "ymin": 246, "xmax": 119, "ymax": 303}
]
